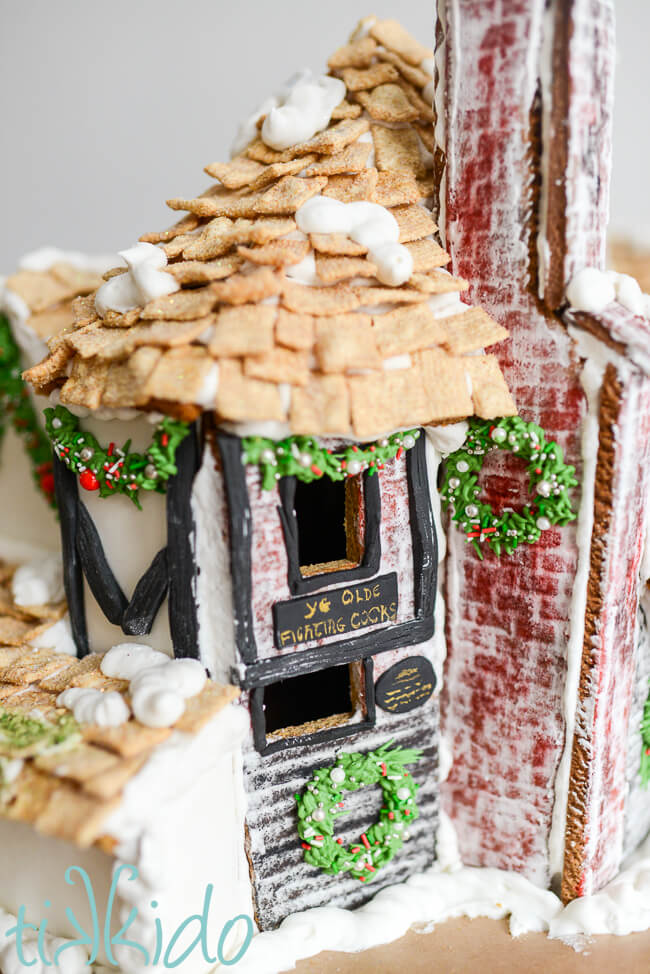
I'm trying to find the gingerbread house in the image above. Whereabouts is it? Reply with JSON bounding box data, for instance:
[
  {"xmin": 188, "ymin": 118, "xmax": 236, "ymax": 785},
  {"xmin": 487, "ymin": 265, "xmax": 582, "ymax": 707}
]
[
  {"xmin": 435, "ymin": 0, "xmax": 650, "ymax": 906},
  {"xmin": 18, "ymin": 19, "xmax": 528, "ymax": 932}
]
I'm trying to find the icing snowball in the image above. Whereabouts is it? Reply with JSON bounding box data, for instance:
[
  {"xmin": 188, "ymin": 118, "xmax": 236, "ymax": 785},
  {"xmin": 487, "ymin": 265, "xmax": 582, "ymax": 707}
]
[
  {"xmin": 12, "ymin": 554, "xmax": 64, "ymax": 607},
  {"xmin": 101, "ymin": 644, "xmax": 206, "ymax": 728},
  {"xmin": 100, "ymin": 642, "xmax": 169, "ymax": 680},
  {"xmin": 566, "ymin": 267, "xmax": 616, "ymax": 313},
  {"xmin": 57, "ymin": 687, "xmax": 130, "ymax": 727},
  {"xmin": 95, "ymin": 242, "xmax": 179, "ymax": 317},
  {"xmin": 611, "ymin": 271, "xmax": 645, "ymax": 316},
  {"xmin": 296, "ymin": 196, "xmax": 414, "ymax": 286},
  {"xmin": 262, "ymin": 73, "xmax": 345, "ymax": 151},
  {"xmin": 30, "ymin": 614, "xmax": 76, "ymax": 656}
]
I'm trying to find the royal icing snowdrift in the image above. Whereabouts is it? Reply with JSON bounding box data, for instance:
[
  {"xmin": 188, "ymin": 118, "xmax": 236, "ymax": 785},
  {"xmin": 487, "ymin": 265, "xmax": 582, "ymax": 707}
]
[{"xmin": 0, "ymin": 5, "xmax": 649, "ymax": 973}]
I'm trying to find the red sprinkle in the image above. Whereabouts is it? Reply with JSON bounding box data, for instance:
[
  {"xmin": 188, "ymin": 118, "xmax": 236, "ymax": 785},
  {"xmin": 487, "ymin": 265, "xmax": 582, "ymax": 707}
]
[
  {"xmin": 388, "ymin": 812, "xmax": 395, "ymax": 820},
  {"xmin": 336, "ymin": 838, "xmax": 343, "ymax": 845},
  {"xmin": 535, "ymin": 467, "xmax": 542, "ymax": 474},
  {"xmin": 311, "ymin": 464, "xmax": 323, "ymax": 477},
  {"xmin": 404, "ymin": 810, "xmax": 411, "ymax": 816},
  {"xmin": 107, "ymin": 442, "xmax": 115, "ymax": 457},
  {"xmin": 361, "ymin": 834, "xmax": 370, "ymax": 850},
  {"xmin": 161, "ymin": 433, "xmax": 169, "ymax": 447},
  {"xmin": 381, "ymin": 762, "xmax": 387, "ymax": 776},
  {"xmin": 340, "ymin": 460, "xmax": 347, "ymax": 469},
  {"xmin": 396, "ymin": 447, "xmax": 403, "ymax": 460},
  {"xmin": 301, "ymin": 843, "xmax": 311, "ymax": 851},
  {"xmin": 365, "ymin": 864, "xmax": 375, "ymax": 872},
  {"xmin": 351, "ymin": 846, "xmax": 361, "ymax": 854}
]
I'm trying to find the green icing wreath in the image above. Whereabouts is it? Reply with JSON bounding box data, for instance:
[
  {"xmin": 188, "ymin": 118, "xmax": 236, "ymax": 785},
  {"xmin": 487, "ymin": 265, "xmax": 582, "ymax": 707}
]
[
  {"xmin": 0, "ymin": 313, "xmax": 57, "ymax": 508},
  {"xmin": 441, "ymin": 416, "xmax": 578, "ymax": 558},
  {"xmin": 640, "ymin": 683, "xmax": 650, "ymax": 788},
  {"xmin": 242, "ymin": 430, "xmax": 421, "ymax": 490},
  {"xmin": 296, "ymin": 741, "xmax": 422, "ymax": 882},
  {"xmin": 45, "ymin": 404, "xmax": 190, "ymax": 508}
]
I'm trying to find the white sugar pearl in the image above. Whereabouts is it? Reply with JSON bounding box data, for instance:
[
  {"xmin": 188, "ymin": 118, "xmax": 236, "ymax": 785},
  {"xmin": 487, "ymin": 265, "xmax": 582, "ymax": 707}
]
[
  {"xmin": 397, "ymin": 787, "xmax": 410, "ymax": 801},
  {"xmin": 299, "ymin": 452, "xmax": 312, "ymax": 468},
  {"xmin": 313, "ymin": 808, "xmax": 326, "ymax": 822},
  {"xmin": 448, "ymin": 477, "xmax": 460, "ymax": 489},
  {"xmin": 330, "ymin": 767, "xmax": 346, "ymax": 784},
  {"xmin": 52, "ymin": 418, "xmax": 63, "ymax": 430},
  {"xmin": 465, "ymin": 504, "xmax": 479, "ymax": 518},
  {"xmin": 402, "ymin": 434, "xmax": 416, "ymax": 450},
  {"xmin": 491, "ymin": 427, "xmax": 507, "ymax": 443},
  {"xmin": 456, "ymin": 460, "xmax": 469, "ymax": 473},
  {"xmin": 537, "ymin": 480, "xmax": 552, "ymax": 497},
  {"xmin": 536, "ymin": 517, "xmax": 551, "ymax": 530},
  {"xmin": 347, "ymin": 459, "xmax": 362, "ymax": 476},
  {"xmin": 261, "ymin": 448, "xmax": 276, "ymax": 464}
]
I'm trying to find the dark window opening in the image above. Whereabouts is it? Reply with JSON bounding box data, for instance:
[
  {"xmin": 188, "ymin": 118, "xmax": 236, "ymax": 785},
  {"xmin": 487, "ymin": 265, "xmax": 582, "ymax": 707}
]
[
  {"xmin": 263, "ymin": 662, "xmax": 363, "ymax": 740},
  {"xmin": 293, "ymin": 474, "xmax": 364, "ymax": 577}
]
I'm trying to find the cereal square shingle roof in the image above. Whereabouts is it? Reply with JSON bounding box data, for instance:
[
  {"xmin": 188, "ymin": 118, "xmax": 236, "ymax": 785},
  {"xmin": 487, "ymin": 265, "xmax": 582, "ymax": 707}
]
[{"xmin": 22, "ymin": 18, "xmax": 516, "ymax": 437}]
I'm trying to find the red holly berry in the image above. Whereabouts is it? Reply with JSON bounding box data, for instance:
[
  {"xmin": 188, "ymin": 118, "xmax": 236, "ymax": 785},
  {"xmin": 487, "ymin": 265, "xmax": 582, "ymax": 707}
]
[
  {"xmin": 80, "ymin": 470, "xmax": 100, "ymax": 491},
  {"xmin": 40, "ymin": 473, "xmax": 55, "ymax": 496}
]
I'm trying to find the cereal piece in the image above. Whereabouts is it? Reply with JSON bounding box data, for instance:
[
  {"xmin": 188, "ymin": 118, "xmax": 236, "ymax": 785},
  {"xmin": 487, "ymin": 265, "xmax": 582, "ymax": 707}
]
[
  {"xmin": 378, "ymin": 49, "xmax": 431, "ymax": 88},
  {"xmin": 83, "ymin": 754, "xmax": 147, "ymax": 800},
  {"xmin": 441, "ymin": 307, "xmax": 509, "ymax": 355},
  {"xmin": 290, "ymin": 374, "xmax": 351, "ymax": 434},
  {"xmin": 6, "ymin": 768, "xmax": 58, "ymax": 823},
  {"xmin": 35, "ymin": 785, "xmax": 120, "ymax": 847},
  {"xmin": 60, "ymin": 357, "xmax": 109, "ymax": 409},
  {"xmin": 373, "ymin": 303, "xmax": 448, "ymax": 356},
  {"xmin": 141, "ymin": 287, "xmax": 217, "ymax": 320},
  {"xmin": 204, "ymin": 156, "xmax": 266, "ymax": 188},
  {"xmin": 102, "ymin": 266, "xmax": 127, "ymax": 282},
  {"xmin": 369, "ymin": 19, "xmax": 433, "ymax": 66},
  {"xmin": 355, "ymin": 85, "xmax": 419, "ymax": 124},
  {"xmin": 303, "ymin": 143, "xmax": 372, "ymax": 177},
  {"xmin": 216, "ymin": 360, "xmax": 286, "ymax": 422},
  {"xmin": 34, "ymin": 744, "xmax": 120, "ymax": 783},
  {"xmin": 2, "ymin": 649, "xmax": 72, "ymax": 685},
  {"xmin": 209, "ymin": 305, "xmax": 276, "ymax": 356},
  {"xmin": 310, "ymin": 233, "xmax": 367, "ymax": 257},
  {"xmin": 0, "ymin": 647, "xmax": 25, "ymax": 672},
  {"xmin": 162, "ymin": 231, "xmax": 204, "ymax": 259},
  {"xmin": 397, "ymin": 78, "xmax": 435, "ymax": 122},
  {"xmin": 371, "ymin": 125, "xmax": 428, "ymax": 179},
  {"xmin": 348, "ymin": 367, "xmax": 429, "ymax": 438},
  {"xmin": 254, "ymin": 175, "xmax": 327, "ymax": 215},
  {"xmin": 173, "ymin": 682, "xmax": 240, "ymax": 734},
  {"xmin": 132, "ymin": 317, "xmax": 215, "ymax": 348},
  {"xmin": 247, "ymin": 118, "xmax": 370, "ymax": 164},
  {"xmin": 166, "ymin": 255, "xmax": 244, "ymax": 284},
  {"xmin": 244, "ymin": 217, "xmax": 297, "ymax": 245},
  {"xmin": 244, "ymin": 347, "xmax": 310, "ymax": 386},
  {"xmin": 372, "ymin": 170, "xmax": 421, "ymax": 207},
  {"xmin": 71, "ymin": 293, "xmax": 99, "ymax": 327},
  {"xmin": 39, "ymin": 656, "xmax": 95, "ymax": 693},
  {"xmin": 405, "ymin": 238, "xmax": 450, "ymax": 272},
  {"xmin": 417, "ymin": 175, "xmax": 436, "ymax": 198},
  {"xmin": 237, "ymin": 239, "xmax": 310, "ymax": 267},
  {"xmin": 51, "ymin": 263, "xmax": 104, "ymax": 295},
  {"xmin": 5, "ymin": 270, "xmax": 74, "ymax": 312},
  {"xmin": 419, "ymin": 346, "xmax": 473, "ymax": 421},
  {"xmin": 276, "ymin": 309, "xmax": 315, "ymax": 350},
  {"xmin": 339, "ymin": 63, "xmax": 400, "ymax": 91},
  {"xmin": 315, "ymin": 314, "xmax": 381, "ymax": 373},
  {"xmin": 181, "ymin": 217, "xmax": 237, "ymax": 260},
  {"xmin": 210, "ymin": 266, "xmax": 282, "ymax": 305},
  {"xmin": 140, "ymin": 213, "xmax": 200, "ymax": 244},
  {"xmin": 414, "ymin": 125, "xmax": 435, "ymax": 157},
  {"xmin": 20, "ymin": 346, "xmax": 68, "ymax": 394},
  {"xmin": 315, "ymin": 255, "xmax": 377, "ymax": 284},
  {"xmin": 407, "ymin": 271, "xmax": 469, "ymax": 294},
  {"xmin": 83, "ymin": 721, "xmax": 171, "ymax": 757},
  {"xmin": 392, "ymin": 204, "xmax": 438, "ymax": 242},
  {"xmin": 67, "ymin": 326, "xmax": 136, "ymax": 361},
  {"xmin": 102, "ymin": 348, "xmax": 163, "ymax": 408},
  {"xmin": 282, "ymin": 283, "xmax": 361, "ymax": 316},
  {"xmin": 245, "ymin": 155, "xmax": 318, "ymax": 194},
  {"xmin": 328, "ymin": 36, "xmax": 378, "ymax": 70},
  {"xmin": 142, "ymin": 347, "xmax": 214, "ymax": 404},
  {"xmin": 330, "ymin": 101, "xmax": 363, "ymax": 120},
  {"xmin": 354, "ymin": 286, "xmax": 430, "ymax": 305},
  {"xmin": 463, "ymin": 354, "xmax": 518, "ymax": 418},
  {"xmin": 102, "ymin": 307, "xmax": 142, "ymax": 328},
  {"xmin": 323, "ymin": 170, "xmax": 379, "ymax": 203},
  {"xmin": 27, "ymin": 305, "xmax": 73, "ymax": 341}
]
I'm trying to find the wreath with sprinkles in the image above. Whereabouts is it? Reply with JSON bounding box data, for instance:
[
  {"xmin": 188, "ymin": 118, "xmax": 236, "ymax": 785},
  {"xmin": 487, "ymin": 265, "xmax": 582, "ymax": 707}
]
[
  {"xmin": 0, "ymin": 313, "xmax": 57, "ymax": 508},
  {"xmin": 44, "ymin": 405, "xmax": 190, "ymax": 508},
  {"xmin": 295, "ymin": 741, "xmax": 422, "ymax": 882},
  {"xmin": 441, "ymin": 417, "xmax": 578, "ymax": 558}
]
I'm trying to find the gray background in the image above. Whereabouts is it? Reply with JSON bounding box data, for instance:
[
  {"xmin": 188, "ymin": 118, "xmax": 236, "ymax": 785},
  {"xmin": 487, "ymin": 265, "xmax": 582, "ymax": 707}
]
[{"xmin": 0, "ymin": 0, "xmax": 645, "ymax": 270}]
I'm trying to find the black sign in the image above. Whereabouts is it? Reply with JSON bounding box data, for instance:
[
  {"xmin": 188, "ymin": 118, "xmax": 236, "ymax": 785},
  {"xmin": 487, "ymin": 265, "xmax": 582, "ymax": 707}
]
[
  {"xmin": 374, "ymin": 656, "xmax": 436, "ymax": 714},
  {"xmin": 273, "ymin": 573, "xmax": 398, "ymax": 649}
]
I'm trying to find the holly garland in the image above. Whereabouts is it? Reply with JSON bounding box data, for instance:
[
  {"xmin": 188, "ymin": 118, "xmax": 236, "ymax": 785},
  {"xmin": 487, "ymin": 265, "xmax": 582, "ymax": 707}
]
[
  {"xmin": 44, "ymin": 405, "xmax": 190, "ymax": 508},
  {"xmin": 243, "ymin": 430, "xmax": 421, "ymax": 490},
  {"xmin": 0, "ymin": 313, "xmax": 57, "ymax": 507},
  {"xmin": 441, "ymin": 416, "xmax": 578, "ymax": 558},
  {"xmin": 296, "ymin": 741, "xmax": 422, "ymax": 882},
  {"xmin": 640, "ymin": 682, "xmax": 650, "ymax": 788}
]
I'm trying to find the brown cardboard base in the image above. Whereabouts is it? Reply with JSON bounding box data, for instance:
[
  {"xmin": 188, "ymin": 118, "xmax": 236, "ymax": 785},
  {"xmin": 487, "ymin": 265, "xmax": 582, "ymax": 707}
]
[{"xmin": 289, "ymin": 916, "xmax": 650, "ymax": 973}]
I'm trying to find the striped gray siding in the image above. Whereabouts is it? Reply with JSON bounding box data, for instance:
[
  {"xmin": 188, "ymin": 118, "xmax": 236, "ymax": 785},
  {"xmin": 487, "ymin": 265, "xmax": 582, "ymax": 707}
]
[{"xmin": 243, "ymin": 705, "xmax": 439, "ymax": 929}]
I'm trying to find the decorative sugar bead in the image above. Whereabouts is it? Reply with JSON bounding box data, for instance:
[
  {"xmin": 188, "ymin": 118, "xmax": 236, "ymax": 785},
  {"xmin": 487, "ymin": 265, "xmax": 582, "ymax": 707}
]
[
  {"xmin": 537, "ymin": 480, "xmax": 552, "ymax": 497},
  {"xmin": 490, "ymin": 427, "xmax": 507, "ymax": 442},
  {"xmin": 330, "ymin": 767, "xmax": 346, "ymax": 784},
  {"xmin": 397, "ymin": 787, "xmax": 410, "ymax": 800},
  {"xmin": 402, "ymin": 434, "xmax": 416, "ymax": 450},
  {"xmin": 299, "ymin": 452, "xmax": 312, "ymax": 468},
  {"xmin": 80, "ymin": 447, "xmax": 94, "ymax": 462},
  {"xmin": 448, "ymin": 477, "xmax": 460, "ymax": 489},
  {"xmin": 52, "ymin": 418, "xmax": 63, "ymax": 430},
  {"xmin": 144, "ymin": 463, "xmax": 158, "ymax": 480},
  {"xmin": 465, "ymin": 504, "xmax": 479, "ymax": 518},
  {"xmin": 313, "ymin": 808, "xmax": 326, "ymax": 822},
  {"xmin": 261, "ymin": 448, "xmax": 276, "ymax": 464},
  {"xmin": 347, "ymin": 460, "xmax": 362, "ymax": 476},
  {"xmin": 456, "ymin": 460, "xmax": 469, "ymax": 473}
]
